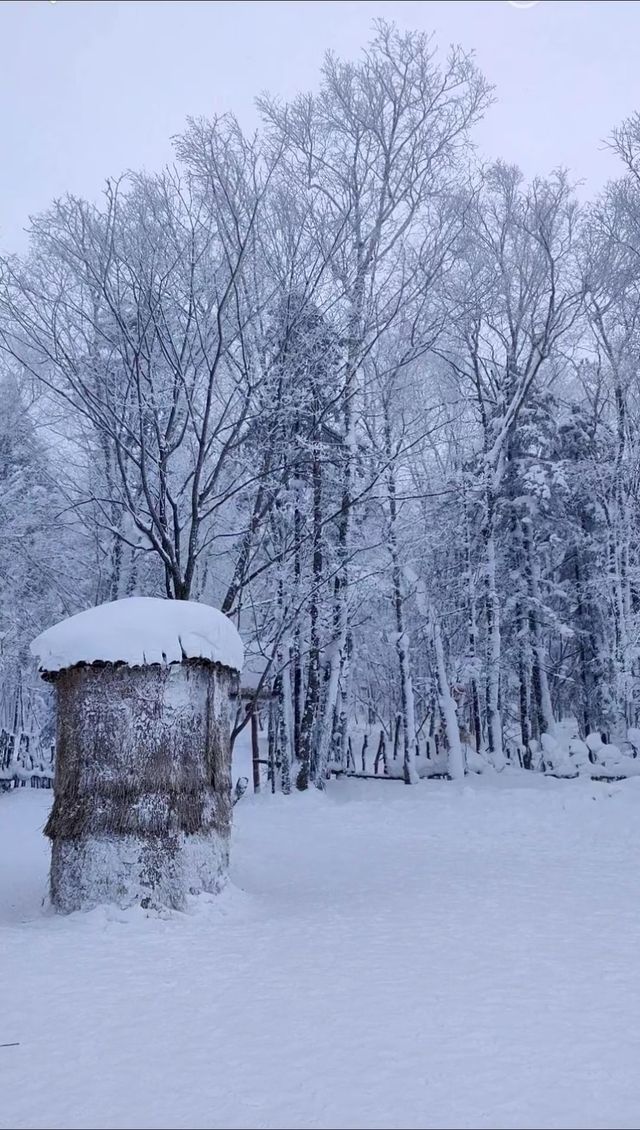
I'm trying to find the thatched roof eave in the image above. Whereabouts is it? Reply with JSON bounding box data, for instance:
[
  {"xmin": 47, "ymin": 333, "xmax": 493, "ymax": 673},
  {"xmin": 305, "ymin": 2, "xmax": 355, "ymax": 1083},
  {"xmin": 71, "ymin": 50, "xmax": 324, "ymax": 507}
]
[{"xmin": 40, "ymin": 656, "xmax": 241, "ymax": 684}]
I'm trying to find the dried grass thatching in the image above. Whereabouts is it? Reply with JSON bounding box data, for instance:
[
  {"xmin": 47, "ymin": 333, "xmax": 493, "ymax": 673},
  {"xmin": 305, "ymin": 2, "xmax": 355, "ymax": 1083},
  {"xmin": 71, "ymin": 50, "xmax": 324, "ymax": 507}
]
[{"xmin": 45, "ymin": 659, "xmax": 233, "ymax": 845}]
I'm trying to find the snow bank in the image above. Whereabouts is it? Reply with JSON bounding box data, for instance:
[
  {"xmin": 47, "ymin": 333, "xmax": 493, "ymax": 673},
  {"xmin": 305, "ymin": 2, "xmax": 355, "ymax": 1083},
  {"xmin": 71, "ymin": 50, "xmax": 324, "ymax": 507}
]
[
  {"xmin": 537, "ymin": 718, "xmax": 640, "ymax": 778},
  {"xmin": 31, "ymin": 597, "xmax": 244, "ymax": 675}
]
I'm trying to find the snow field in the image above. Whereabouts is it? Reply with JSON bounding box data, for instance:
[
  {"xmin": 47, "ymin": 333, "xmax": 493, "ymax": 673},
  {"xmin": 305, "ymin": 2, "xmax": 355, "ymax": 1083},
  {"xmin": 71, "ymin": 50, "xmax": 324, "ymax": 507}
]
[{"xmin": 2, "ymin": 774, "xmax": 640, "ymax": 1129}]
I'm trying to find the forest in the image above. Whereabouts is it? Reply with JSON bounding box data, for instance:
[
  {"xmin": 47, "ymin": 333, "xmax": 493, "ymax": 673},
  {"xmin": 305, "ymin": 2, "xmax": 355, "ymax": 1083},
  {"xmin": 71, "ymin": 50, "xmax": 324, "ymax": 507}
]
[{"xmin": 2, "ymin": 21, "xmax": 640, "ymax": 790}]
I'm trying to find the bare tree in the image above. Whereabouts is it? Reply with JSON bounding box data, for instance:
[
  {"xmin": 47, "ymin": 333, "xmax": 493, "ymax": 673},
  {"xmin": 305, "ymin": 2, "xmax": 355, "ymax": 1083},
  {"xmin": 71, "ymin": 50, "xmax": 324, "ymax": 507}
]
[{"xmin": 0, "ymin": 118, "xmax": 279, "ymax": 601}]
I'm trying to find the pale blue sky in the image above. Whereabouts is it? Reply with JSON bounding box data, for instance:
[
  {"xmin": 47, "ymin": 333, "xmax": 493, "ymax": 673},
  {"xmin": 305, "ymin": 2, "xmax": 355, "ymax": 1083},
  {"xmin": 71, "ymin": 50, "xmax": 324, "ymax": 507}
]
[{"xmin": 1, "ymin": 0, "xmax": 639, "ymax": 251}]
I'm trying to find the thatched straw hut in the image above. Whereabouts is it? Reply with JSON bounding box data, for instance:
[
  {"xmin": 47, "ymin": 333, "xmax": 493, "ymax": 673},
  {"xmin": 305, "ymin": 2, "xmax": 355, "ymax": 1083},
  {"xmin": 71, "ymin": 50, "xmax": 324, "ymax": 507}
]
[{"xmin": 31, "ymin": 597, "xmax": 243, "ymax": 913}]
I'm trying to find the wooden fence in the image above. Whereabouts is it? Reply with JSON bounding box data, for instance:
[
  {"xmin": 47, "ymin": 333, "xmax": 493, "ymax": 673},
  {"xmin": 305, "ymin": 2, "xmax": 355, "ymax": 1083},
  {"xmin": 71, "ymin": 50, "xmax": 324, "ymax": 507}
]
[{"xmin": 0, "ymin": 729, "xmax": 54, "ymax": 791}]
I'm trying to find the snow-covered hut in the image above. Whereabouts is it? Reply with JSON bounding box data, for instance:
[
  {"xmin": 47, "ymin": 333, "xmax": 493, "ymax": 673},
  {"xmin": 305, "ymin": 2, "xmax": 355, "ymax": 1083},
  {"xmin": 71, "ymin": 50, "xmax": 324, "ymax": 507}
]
[{"xmin": 31, "ymin": 597, "xmax": 244, "ymax": 913}]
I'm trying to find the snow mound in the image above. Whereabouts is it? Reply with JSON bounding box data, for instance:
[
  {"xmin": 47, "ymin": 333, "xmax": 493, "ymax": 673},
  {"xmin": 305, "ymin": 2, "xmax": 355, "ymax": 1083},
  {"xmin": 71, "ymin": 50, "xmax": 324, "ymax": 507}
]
[{"xmin": 31, "ymin": 597, "xmax": 244, "ymax": 674}]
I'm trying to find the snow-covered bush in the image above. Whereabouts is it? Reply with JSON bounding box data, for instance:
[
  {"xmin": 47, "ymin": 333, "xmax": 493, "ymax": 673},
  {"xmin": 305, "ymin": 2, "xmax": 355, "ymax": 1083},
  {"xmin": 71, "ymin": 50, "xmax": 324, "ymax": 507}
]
[{"xmin": 535, "ymin": 719, "xmax": 640, "ymax": 778}]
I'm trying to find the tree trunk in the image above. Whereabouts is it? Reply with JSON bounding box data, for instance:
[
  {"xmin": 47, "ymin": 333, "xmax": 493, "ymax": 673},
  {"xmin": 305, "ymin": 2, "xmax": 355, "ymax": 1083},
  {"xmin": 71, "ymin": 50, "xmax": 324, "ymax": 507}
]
[
  {"xmin": 484, "ymin": 512, "xmax": 504, "ymax": 765},
  {"xmin": 522, "ymin": 518, "xmax": 554, "ymax": 733},
  {"xmin": 430, "ymin": 612, "xmax": 465, "ymax": 780},
  {"xmin": 299, "ymin": 449, "xmax": 323, "ymax": 788}
]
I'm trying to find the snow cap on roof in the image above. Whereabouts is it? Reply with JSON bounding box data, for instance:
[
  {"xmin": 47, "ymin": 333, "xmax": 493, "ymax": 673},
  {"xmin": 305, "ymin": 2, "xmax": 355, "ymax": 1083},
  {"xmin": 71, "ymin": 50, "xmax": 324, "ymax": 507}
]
[{"xmin": 31, "ymin": 597, "xmax": 244, "ymax": 675}]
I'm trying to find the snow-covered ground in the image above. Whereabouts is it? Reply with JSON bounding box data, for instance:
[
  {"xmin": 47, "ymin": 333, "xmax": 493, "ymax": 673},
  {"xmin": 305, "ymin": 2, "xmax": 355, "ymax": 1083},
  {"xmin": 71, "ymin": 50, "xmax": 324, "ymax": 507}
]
[{"xmin": 2, "ymin": 775, "xmax": 640, "ymax": 1130}]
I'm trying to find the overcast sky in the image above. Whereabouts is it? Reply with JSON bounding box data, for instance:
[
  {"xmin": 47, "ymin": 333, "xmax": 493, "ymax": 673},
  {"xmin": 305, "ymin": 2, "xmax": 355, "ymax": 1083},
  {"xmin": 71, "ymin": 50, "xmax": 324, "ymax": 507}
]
[{"xmin": 1, "ymin": 0, "xmax": 639, "ymax": 252}]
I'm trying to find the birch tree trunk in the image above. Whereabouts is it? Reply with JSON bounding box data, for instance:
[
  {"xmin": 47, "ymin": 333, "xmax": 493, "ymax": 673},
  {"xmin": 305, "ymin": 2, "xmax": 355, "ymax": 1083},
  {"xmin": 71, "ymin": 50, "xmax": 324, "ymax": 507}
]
[
  {"xmin": 384, "ymin": 409, "xmax": 418, "ymax": 784},
  {"xmin": 315, "ymin": 641, "xmax": 344, "ymax": 788},
  {"xmin": 430, "ymin": 612, "xmax": 465, "ymax": 780}
]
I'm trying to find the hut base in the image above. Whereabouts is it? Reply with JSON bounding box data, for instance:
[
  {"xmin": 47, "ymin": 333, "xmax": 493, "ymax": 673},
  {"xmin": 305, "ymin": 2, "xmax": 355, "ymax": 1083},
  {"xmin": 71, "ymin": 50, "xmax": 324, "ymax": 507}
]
[{"xmin": 50, "ymin": 832, "xmax": 229, "ymax": 913}]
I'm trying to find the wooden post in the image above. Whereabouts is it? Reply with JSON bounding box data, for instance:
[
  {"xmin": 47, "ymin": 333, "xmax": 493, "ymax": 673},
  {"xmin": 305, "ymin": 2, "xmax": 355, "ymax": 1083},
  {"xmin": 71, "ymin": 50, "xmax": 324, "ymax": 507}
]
[
  {"xmin": 374, "ymin": 729, "xmax": 386, "ymax": 775},
  {"xmin": 360, "ymin": 733, "xmax": 368, "ymax": 774}
]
